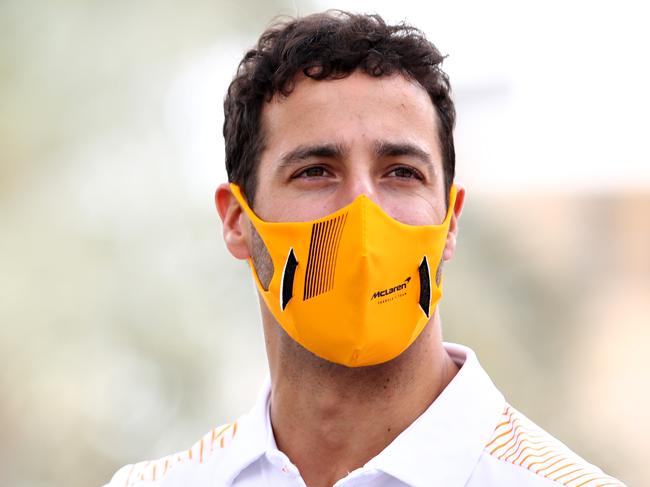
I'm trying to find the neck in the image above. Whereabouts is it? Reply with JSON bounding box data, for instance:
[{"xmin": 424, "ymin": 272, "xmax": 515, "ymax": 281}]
[{"xmin": 262, "ymin": 303, "xmax": 458, "ymax": 487}]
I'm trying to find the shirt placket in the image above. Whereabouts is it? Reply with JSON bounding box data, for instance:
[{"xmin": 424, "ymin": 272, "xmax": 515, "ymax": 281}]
[{"xmin": 264, "ymin": 450, "xmax": 307, "ymax": 486}]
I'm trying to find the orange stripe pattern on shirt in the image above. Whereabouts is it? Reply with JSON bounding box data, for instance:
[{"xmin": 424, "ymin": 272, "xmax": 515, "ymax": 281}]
[
  {"xmin": 121, "ymin": 421, "xmax": 238, "ymax": 486},
  {"xmin": 485, "ymin": 405, "xmax": 625, "ymax": 487}
]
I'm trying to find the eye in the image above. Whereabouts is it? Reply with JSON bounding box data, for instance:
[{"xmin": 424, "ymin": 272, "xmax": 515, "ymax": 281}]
[
  {"xmin": 386, "ymin": 165, "xmax": 424, "ymax": 180},
  {"xmin": 292, "ymin": 165, "xmax": 331, "ymax": 179}
]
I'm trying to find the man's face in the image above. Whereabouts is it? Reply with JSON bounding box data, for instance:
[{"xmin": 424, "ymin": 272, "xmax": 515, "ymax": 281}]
[
  {"xmin": 216, "ymin": 70, "xmax": 464, "ymax": 363},
  {"xmin": 252, "ymin": 71, "xmax": 448, "ymax": 227}
]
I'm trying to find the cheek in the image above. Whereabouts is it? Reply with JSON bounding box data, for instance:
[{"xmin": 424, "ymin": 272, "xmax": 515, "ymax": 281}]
[
  {"xmin": 250, "ymin": 225, "xmax": 274, "ymax": 290},
  {"xmin": 258, "ymin": 191, "xmax": 341, "ymax": 223},
  {"xmin": 383, "ymin": 196, "xmax": 445, "ymax": 226}
]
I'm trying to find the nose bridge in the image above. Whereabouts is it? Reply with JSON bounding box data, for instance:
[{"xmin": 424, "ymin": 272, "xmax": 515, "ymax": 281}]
[{"xmin": 343, "ymin": 162, "xmax": 376, "ymax": 205}]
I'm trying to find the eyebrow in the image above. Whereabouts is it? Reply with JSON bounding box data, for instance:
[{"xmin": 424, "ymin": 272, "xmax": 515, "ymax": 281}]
[
  {"xmin": 278, "ymin": 143, "xmax": 347, "ymax": 168},
  {"xmin": 276, "ymin": 140, "xmax": 436, "ymax": 175},
  {"xmin": 373, "ymin": 141, "xmax": 434, "ymax": 169}
]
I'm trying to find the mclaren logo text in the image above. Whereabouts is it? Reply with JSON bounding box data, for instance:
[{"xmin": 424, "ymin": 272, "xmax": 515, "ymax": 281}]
[{"xmin": 371, "ymin": 277, "xmax": 411, "ymax": 301}]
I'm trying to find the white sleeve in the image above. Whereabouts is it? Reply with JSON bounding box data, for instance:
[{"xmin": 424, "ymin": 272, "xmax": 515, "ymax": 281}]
[{"xmin": 102, "ymin": 463, "xmax": 134, "ymax": 487}]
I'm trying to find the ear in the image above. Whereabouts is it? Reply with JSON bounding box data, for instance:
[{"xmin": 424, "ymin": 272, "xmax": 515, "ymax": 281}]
[
  {"xmin": 442, "ymin": 182, "xmax": 466, "ymax": 262},
  {"xmin": 215, "ymin": 183, "xmax": 251, "ymax": 260}
]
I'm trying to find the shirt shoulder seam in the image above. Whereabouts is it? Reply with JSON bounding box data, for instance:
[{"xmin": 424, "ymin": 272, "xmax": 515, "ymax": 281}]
[
  {"xmin": 483, "ymin": 404, "xmax": 624, "ymax": 487},
  {"xmin": 108, "ymin": 421, "xmax": 238, "ymax": 487}
]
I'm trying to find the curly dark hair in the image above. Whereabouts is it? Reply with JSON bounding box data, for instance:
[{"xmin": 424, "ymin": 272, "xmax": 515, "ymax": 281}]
[{"xmin": 223, "ymin": 10, "xmax": 456, "ymax": 206}]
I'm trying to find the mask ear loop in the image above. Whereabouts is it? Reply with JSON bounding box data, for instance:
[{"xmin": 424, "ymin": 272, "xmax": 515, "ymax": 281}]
[
  {"xmin": 230, "ymin": 183, "xmax": 276, "ymax": 292},
  {"xmin": 417, "ymin": 185, "xmax": 456, "ymax": 318},
  {"xmin": 370, "ymin": 188, "xmax": 455, "ymax": 322}
]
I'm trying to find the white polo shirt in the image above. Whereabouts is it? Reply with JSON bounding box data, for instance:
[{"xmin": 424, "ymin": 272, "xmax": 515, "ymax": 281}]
[{"xmin": 105, "ymin": 343, "xmax": 624, "ymax": 487}]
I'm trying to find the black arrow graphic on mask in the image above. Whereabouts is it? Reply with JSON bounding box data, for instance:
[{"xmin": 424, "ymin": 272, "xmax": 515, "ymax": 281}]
[{"xmin": 280, "ymin": 248, "xmax": 298, "ymax": 311}]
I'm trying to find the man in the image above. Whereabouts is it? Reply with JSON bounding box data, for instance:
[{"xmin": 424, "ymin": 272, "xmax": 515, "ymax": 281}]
[{"xmin": 105, "ymin": 11, "xmax": 624, "ymax": 487}]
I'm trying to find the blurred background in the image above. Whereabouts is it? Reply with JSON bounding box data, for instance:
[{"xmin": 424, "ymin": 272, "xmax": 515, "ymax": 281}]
[{"xmin": 1, "ymin": 0, "xmax": 648, "ymax": 486}]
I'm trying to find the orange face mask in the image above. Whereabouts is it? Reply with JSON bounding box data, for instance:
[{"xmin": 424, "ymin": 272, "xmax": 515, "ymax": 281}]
[{"xmin": 231, "ymin": 184, "xmax": 457, "ymax": 367}]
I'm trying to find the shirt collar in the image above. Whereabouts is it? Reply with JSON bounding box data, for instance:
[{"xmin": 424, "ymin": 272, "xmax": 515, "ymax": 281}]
[
  {"xmin": 214, "ymin": 342, "xmax": 504, "ymax": 487},
  {"xmin": 365, "ymin": 342, "xmax": 505, "ymax": 487}
]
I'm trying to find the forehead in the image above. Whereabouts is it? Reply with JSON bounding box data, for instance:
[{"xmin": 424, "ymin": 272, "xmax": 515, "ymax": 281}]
[{"xmin": 259, "ymin": 71, "xmax": 439, "ymax": 160}]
